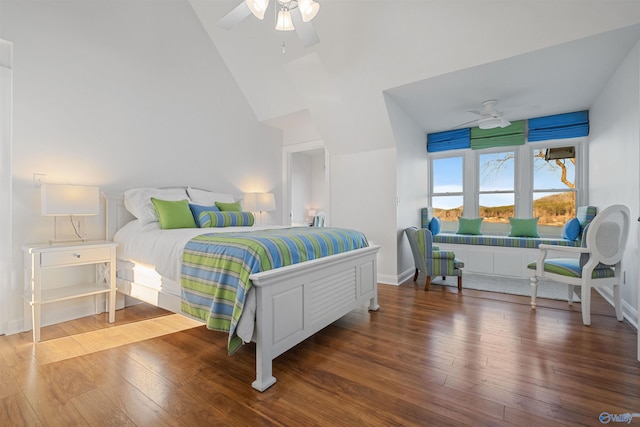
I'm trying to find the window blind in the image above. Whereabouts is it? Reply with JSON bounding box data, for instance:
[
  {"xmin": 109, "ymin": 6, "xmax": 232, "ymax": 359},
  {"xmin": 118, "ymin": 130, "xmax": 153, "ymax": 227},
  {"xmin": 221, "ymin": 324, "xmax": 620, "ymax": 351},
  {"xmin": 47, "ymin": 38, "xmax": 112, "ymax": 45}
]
[
  {"xmin": 528, "ymin": 110, "xmax": 589, "ymax": 141},
  {"xmin": 427, "ymin": 128, "xmax": 470, "ymax": 153},
  {"xmin": 470, "ymin": 120, "xmax": 525, "ymax": 150}
]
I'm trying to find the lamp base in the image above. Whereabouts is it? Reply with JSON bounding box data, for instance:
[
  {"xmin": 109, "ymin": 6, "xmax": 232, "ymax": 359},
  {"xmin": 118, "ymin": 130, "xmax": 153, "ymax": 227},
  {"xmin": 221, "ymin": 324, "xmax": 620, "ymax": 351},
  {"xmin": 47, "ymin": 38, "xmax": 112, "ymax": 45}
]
[
  {"xmin": 50, "ymin": 216, "xmax": 88, "ymax": 245},
  {"xmin": 48, "ymin": 237, "xmax": 89, "ymax": 246}
]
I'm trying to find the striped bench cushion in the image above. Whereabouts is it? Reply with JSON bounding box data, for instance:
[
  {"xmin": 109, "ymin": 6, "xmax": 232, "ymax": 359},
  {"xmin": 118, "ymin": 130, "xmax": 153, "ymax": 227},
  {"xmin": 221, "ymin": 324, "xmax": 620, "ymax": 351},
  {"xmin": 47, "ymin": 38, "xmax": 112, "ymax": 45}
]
[
  {"xmin": 526, "ymin": 259, "xmax": 615, "ymax": 279},
  {"xmin": 433, "ymin": 233, "xmax": 579, "ymax": 249}
]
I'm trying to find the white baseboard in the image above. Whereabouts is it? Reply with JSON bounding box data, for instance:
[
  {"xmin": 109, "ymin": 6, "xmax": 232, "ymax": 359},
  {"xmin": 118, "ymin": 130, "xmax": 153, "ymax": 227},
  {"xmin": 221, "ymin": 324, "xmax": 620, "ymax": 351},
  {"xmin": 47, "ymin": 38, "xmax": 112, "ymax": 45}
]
[
  {"xmin": 597, "ymin": 287, "xmax": 638, "ymax": 330},
  {"xmin": 377, "ymin": 273, "xmax": 400, "ymax": 286},
  {"xmin": 379, "ymin": 267, "xmax": 415, "ymax": 286}
]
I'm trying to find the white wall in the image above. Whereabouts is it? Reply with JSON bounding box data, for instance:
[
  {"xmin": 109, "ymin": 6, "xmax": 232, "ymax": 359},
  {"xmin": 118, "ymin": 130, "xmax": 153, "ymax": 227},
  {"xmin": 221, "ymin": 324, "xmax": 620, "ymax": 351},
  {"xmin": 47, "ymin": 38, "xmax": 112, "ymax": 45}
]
[
  {"xmin": 0, "ymin": 40, "xmax": 12, "ymax": 335},
  {"xmin": 331, "ymin": 148, "xmax": 397, "ymax": 284},
  {"xmin": 589, "ymin": 41, "xmax": 640, "ymax": 326},
  {"xmin": 1, "ymin": 0, "xmax": 282, "ymax": 333},
  {"xmin": 384, "ymin": 94, "xmax": 429, "ymax": 284}
]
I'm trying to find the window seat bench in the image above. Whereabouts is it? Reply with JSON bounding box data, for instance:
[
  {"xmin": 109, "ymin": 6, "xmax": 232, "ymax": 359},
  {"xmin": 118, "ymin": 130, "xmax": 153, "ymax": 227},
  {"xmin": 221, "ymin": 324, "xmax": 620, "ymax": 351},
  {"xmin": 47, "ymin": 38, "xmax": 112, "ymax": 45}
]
[
  {"xmin": 420, "ymin": 206, "xmax": 597, "ymax": 279},
  {"xmin": 433, "ymin": 233, "xmax": 579, "ymax": 249},
  {"xmin": 430, "ymin": 236, "xmax": 578, "ymax": 279}
]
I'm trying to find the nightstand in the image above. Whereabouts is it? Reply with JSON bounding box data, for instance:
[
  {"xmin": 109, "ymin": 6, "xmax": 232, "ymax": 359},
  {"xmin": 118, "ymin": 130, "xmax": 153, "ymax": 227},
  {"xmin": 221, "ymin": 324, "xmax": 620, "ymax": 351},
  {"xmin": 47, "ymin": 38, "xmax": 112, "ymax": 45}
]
[{"xmin": 23, "ymin": 240, "xmax": 118, "ymax": 342}]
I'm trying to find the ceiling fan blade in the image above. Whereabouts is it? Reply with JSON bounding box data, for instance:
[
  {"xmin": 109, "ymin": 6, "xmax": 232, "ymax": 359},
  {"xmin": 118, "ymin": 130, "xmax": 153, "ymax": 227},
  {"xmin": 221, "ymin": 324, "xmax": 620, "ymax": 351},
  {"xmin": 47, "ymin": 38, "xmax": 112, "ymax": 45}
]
[
  {"xmin": 217, "ymin": 1, "xmax": 252, "ymax": 30},
  {"xmin": 290, "ymin": 10, "xmax": 320, "ymax": 47},
  {"xmin": 499, "ymin": 118, "xmax": 511, "ymax": 128},
  {"xmin": 450, "ymin": 119, "xmax": 479, "ymax": 129}
]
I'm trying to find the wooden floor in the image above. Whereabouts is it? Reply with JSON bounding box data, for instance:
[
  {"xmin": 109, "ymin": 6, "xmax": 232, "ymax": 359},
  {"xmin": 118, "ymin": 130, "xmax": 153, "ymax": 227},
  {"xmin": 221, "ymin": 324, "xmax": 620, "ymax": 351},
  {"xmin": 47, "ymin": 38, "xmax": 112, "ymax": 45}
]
[{"xmin": 1, "ymin": 282, "xmax": 639, "ymax": 426}]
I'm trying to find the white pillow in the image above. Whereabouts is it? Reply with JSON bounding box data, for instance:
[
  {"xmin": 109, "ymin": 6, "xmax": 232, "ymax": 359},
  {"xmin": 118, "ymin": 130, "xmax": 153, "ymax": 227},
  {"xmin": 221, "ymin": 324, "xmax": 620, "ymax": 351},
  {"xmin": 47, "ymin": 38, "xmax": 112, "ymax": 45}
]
[
  {"xmin": 123, "ymin": 188, "xmax": 189, "ymax": 225},
  {"xmin": 187, "ymin": 187, "xmax": 235, "ymax": 205}
]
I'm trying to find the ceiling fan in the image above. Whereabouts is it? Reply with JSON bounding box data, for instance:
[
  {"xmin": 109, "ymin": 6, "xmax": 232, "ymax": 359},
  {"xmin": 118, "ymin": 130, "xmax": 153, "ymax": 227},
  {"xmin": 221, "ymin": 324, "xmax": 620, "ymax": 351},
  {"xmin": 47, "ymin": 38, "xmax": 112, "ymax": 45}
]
[
  {"xmin": 217, "ymin": 0, "xmax": 320, "ymax": 49},
  {"xmin": 470, "ymin": 100, "xmax": 512, "ymax": 129}
]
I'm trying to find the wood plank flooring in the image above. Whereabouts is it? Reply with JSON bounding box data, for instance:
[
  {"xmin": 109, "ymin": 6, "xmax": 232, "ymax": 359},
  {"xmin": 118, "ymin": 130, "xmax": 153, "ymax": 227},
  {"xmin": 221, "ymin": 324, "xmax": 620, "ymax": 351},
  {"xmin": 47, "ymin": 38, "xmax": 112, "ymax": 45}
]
[{"xmin": 1, "ymin": 282, "xmax": 639, "ymax": 426}]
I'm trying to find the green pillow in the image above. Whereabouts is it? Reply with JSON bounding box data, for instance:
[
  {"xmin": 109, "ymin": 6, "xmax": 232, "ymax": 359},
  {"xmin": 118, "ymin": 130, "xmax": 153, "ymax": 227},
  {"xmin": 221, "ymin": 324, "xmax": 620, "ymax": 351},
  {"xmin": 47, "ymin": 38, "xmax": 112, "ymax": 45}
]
[
  {"xmin": 215, "ymin": 201, "xmax": 242, "ymax": 212},
  {"xmin": 151, "ymin": 198, "xmax": 197, "ymax": 229},
  {"xmin": 508, "ymin": 217, "xmax": 540, "ymax": 238},
  {"xmin": 456, "ymin": 217, "xmax": 483, "ymax": 235}
]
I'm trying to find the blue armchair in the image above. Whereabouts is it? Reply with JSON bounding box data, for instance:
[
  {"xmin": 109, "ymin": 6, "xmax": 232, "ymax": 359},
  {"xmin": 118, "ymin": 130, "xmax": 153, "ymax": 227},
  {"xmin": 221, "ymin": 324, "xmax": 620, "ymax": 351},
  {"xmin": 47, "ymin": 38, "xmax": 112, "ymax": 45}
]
[{"xmin": 405, "ymin": 226, "xmax": 464, "ymax": 291}]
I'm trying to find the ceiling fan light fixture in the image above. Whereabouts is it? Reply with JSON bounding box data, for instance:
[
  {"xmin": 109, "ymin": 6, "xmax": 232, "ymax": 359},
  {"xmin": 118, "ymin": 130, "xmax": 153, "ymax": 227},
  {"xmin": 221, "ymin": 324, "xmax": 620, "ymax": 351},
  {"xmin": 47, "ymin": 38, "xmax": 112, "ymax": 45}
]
[
  {"xmin": 275, "ymin": 9, "xmax": 295, "ymax": 31},
  {"xmin": 246, "ymin": 0, "xmax": 269, "ymax": 20},
  {"xmin": 298, "ymin": 0, "xmax": 320, "ymax": 22},
  {"xmin": 478, "ymin": 116, "xmax": 506, "ymax": 130}
]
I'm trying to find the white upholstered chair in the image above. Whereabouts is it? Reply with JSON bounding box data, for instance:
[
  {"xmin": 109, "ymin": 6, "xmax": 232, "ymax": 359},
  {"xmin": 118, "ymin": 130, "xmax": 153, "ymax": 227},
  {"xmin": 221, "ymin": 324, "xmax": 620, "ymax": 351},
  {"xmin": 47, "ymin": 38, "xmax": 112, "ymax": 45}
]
[
  {"xmin": 528, "ymin": 204, "xmax": 630, "ymax": 325},
  {"xmin": 312, "ymin": 211, "xmax": 326, "ymax": 227}
]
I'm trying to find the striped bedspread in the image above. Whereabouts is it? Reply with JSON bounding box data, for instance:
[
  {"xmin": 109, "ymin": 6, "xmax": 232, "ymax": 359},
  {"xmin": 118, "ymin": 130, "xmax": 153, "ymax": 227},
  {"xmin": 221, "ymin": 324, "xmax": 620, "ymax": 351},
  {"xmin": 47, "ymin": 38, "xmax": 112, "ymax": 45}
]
[{"xmin": 180, "ymin": 227, "xmax": 369, "ymax": 354}]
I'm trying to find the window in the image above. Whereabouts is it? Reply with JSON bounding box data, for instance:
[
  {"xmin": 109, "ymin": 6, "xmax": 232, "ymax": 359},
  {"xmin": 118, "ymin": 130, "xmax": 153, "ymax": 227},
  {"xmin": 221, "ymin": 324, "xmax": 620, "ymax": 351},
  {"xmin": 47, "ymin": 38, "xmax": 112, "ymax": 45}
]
[
  {"xmin": 532, "ymin": 145, "xmax": 577, "ymax": 237},
  {"xmin": 431, "ymin": 156, "xmax": 463, "ymax": 233},
  {"xmin": 428, "ymin": 139, "xmax": 584, "ymax": 237},
  {"xmin": 478, "ymin": 150, "xmax": 515, "ymax": 235}
]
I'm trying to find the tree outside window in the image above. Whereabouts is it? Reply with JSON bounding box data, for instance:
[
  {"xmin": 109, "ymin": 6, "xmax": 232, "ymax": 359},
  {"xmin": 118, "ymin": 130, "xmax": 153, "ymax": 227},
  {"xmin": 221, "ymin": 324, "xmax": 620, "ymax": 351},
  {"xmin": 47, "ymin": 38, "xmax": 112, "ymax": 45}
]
[{"xmin": 533, "ymin": 146, "xmax": 576, "ymax": 236}]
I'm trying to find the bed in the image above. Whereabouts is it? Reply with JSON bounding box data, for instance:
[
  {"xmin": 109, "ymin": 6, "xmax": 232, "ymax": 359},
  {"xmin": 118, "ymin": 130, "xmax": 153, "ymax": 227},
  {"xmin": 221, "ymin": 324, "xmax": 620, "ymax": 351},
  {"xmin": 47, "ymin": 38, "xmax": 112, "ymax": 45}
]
[{"xmin": 105, "ymin": 188, "xmax": 380, "ymax": 391}]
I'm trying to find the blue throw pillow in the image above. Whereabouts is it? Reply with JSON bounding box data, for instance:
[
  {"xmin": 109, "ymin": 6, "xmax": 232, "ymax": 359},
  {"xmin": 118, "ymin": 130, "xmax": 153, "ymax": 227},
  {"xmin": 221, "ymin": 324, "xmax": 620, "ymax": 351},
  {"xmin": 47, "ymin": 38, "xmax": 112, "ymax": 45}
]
[
  {"xmin": 429, "ymin": 217, "xmax": 441, "ymax": 235},
  {"xmin": 189, "ymin": 203, "xmax": 220, "ymax": 227},
  {"xmin": 562, "ymin": 217, "xmax": 581, "ymax": 241}
]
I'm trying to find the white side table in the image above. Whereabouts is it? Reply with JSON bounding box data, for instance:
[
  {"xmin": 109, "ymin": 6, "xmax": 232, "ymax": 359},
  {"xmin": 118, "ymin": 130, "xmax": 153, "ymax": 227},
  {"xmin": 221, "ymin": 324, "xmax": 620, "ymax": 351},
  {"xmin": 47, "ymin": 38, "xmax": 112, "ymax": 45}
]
[{"xmin": 23, "ymin": 240, "xmax": 118, "ymax": 342}]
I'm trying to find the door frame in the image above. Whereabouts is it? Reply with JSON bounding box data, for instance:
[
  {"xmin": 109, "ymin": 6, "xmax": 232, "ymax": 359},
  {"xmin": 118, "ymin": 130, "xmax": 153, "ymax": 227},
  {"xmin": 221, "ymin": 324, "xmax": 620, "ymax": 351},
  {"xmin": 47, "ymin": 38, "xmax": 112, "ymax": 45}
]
[{"xmin": 282, "ymin": 140, "xmax": 330, "ymax": 226}]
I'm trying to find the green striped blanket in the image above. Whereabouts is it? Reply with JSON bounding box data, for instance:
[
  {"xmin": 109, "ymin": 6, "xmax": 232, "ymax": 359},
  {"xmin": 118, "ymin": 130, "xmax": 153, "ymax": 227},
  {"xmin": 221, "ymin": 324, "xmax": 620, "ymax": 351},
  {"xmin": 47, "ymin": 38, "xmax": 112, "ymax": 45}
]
[{"xmin": 180, "ymin": 227, "xmax": 369, "ymax": 354}]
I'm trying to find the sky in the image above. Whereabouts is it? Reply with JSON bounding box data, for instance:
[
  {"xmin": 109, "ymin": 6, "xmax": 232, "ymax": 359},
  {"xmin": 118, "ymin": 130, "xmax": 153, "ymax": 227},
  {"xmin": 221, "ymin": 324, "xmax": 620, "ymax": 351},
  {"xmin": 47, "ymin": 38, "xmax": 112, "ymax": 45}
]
[{"xmin": 432, "ymin": 150, "xmax": 575, "ymax": 210}]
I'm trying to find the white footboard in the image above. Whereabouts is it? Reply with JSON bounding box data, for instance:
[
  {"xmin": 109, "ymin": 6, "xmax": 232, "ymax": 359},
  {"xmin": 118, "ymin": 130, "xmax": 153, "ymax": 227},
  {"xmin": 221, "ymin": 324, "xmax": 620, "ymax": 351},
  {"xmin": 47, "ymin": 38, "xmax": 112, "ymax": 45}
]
[{"xmin": 249, "ymin": 245, "xmax": 379, "ymax": 391}]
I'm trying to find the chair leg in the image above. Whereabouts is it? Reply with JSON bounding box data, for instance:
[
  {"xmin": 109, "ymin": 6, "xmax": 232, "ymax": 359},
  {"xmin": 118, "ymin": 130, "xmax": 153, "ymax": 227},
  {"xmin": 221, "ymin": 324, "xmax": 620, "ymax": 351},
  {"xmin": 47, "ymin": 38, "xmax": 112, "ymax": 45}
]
[
  {"xmin": 425, "ymin": 276, "xmax": 431, "ymax": 291},
  {"xmin": 581, "ymin": 284, "xmax": 591, "ymax": 326},
  {"xmin": 530, "ymin": 276, "xmax": 538, "ymax": 309},
  {"xmin": 442, "ymin": 276, "xmax": 445, "ymax": 280},
  {"xmin": 413, "ymin": 268, "xmax": 419, "ymax": 282},
  {"xmin": 567, "ymin": 285, "xmax": 574, "ymax": 305},
  {"xmin": 614, "ymin": 284, "xmax": 623, "ymax": 321},
  {"xmin": 457, "ymin": 276, "xmax": 462, "ymax": 291}
]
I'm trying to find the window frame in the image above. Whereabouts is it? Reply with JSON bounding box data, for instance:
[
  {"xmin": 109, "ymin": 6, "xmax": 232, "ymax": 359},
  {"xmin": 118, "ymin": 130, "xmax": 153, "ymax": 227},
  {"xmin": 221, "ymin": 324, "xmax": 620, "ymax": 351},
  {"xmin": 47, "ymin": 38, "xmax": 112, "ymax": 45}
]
[
  {"xmin": 427, "ymin": 136, "xmax": 587, "ymax": 233},
  {"xmin": 429, "ymin": 151, "xmax": 465, "ymax": 231}
]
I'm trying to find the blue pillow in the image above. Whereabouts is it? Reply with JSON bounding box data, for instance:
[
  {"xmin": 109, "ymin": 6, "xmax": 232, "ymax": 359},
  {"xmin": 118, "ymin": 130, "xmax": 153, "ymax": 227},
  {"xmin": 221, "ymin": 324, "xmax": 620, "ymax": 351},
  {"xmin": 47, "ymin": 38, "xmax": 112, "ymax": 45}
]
[
  {"xmin": 189, "ymin": 203, "xmax": 220, "ymax": 227},
  {"xmin": 429, "ymin": 217, "xmax": 441, "ymax": 235},
  {"xmin": 562, "ymin": 217, "xmax": 581, "ymax": 241}
]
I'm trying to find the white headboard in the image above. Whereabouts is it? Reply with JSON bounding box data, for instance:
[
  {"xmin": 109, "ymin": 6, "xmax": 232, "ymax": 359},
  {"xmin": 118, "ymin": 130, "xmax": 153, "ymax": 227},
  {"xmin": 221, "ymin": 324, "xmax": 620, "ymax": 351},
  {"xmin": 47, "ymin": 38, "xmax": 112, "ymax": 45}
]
[{"xmin": 104, "ymin": 192, "xmax": 135, "ymax": 240}]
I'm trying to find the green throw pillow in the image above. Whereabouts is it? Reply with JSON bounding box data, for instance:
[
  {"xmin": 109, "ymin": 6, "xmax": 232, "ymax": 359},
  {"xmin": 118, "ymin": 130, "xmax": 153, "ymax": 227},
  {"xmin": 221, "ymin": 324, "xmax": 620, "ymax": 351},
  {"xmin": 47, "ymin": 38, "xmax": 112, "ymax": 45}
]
[
  {"xmin": 151, "ymin": 198, "xmax": 197, "ymax": 229},
  {"xmin": 456, "ymin": 217, "xmax": 483, "ymax": 235},
  {"xmin": 508, "ymin": 217, "xmax": 540, "ymax": 238},
  {"xmin": 215, "ymin": 201, "xmax": 242, "ymax": 212}
]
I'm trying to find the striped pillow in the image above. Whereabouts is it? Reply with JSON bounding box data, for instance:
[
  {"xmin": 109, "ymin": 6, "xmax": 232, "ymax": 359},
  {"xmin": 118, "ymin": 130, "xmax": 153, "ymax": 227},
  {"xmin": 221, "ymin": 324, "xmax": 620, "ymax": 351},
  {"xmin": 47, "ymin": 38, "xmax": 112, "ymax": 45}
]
[{"xmin": 198, "ymin": 211, "xmax": 255, "ymax": 227}]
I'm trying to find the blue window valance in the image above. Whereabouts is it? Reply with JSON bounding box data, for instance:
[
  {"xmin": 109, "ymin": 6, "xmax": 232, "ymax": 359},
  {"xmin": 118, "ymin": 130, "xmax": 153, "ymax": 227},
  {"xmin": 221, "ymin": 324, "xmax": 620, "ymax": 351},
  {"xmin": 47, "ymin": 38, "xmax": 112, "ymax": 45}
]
[
  {"xmin": 528, "ymin": 110, "xmax": 589, "ymax": 141},
  {"xmin": 427, "ymin": 128, "xmax": 470, "ymax": 153},
  {"xmin": 470, "ymin": 120, "xmax": 525, "ymax": 150}
]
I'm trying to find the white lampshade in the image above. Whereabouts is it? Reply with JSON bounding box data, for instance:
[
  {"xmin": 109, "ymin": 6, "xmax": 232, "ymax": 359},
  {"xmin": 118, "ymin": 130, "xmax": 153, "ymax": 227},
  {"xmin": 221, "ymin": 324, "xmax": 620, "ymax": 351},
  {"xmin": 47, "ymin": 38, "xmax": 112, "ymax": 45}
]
[
  {"xmin": 275, "ymin": 10, "xmax": 295, "ymax": 31},
  {"xmin": 41, "ymin": 184, "xmax": 99, "ymax": 216},
  {"xmin": 243, "ymin": 192, "xmax": 276, "ymax": 212},
  {"xmin": 246, "ymin": 0, "xmax": 269, "ymax": 20},
  {"xmin": 298, "ymin": 0, "xmax": 319, "ymax": 22}
]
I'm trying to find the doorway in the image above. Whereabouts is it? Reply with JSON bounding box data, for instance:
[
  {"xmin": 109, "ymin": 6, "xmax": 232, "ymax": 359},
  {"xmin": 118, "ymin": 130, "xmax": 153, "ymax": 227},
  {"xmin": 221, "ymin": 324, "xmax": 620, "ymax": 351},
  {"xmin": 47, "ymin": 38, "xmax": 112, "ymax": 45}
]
[{"xmin": 283, "ymin": 141, "xmax": 329, "ymax": 226}]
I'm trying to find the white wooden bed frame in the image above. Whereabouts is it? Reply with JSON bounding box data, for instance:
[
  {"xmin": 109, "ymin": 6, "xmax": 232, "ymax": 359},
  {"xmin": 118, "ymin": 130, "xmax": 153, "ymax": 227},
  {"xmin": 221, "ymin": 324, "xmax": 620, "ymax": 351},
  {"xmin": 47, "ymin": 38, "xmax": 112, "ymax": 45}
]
[{"xmin": 105, "ymin": 194, "xmax": 380, "ymax": 391}]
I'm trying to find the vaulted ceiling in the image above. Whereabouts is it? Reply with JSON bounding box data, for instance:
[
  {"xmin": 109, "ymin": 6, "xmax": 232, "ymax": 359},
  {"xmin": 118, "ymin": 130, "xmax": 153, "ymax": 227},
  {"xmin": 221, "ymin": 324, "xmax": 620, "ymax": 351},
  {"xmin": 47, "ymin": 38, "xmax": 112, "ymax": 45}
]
[{"xmin": 189, "ymin": 1, "xmax": 640, "ymax": 154}]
